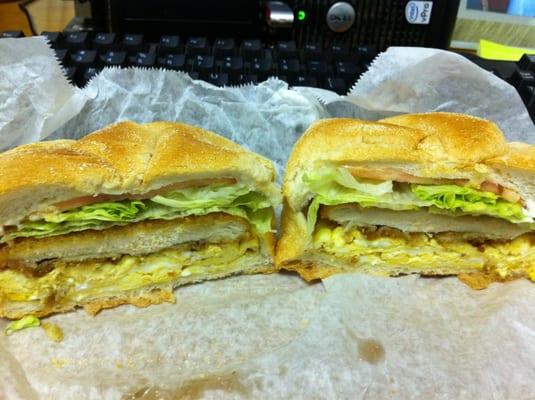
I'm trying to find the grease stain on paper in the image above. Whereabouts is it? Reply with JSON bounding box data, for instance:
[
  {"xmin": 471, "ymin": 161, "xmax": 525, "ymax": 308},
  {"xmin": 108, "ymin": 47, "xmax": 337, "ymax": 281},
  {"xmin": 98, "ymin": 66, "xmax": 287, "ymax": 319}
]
[
  {"xmin": 358, "ymin": 338, "xmax": 385, "ymax": 364},
  {"xmin": 124, "ymin": 371, "xmax": 249, "ymax": 400},
  {"xmin": 346, "ymin": 327, "xmax": 385, "ymax": 364}
]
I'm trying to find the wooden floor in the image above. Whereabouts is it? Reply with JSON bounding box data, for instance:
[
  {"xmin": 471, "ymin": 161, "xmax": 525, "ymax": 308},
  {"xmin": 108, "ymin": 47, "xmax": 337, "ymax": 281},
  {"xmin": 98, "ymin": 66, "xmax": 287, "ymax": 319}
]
[{"xmin": 0, "ymin": 0, "xmax": 74, "ymax": 36}]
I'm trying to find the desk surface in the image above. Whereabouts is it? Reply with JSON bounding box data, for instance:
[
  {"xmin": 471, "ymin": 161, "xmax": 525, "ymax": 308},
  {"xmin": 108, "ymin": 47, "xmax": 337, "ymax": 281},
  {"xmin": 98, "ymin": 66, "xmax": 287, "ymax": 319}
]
[{"xmin": 0, "ymin": 0, "xmax": 74, "ymax": 36}]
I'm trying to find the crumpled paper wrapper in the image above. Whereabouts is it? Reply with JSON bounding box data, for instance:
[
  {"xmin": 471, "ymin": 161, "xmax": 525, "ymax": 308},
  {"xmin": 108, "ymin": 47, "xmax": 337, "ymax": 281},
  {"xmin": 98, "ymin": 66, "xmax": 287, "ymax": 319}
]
[
  {"xmin": 1, "ymin": 37, "xmax": 535, "ymax": 399},
  {"xmin": 49, "ymin": 69, "xmax": 326, "ymax": 179},
  {"xmin": 0, "ymin": 38, "xmax": 87, "ymax": 151},
  {"xmin": 324, "ymin": 47, "xmax": 535, "ymax": 142}
]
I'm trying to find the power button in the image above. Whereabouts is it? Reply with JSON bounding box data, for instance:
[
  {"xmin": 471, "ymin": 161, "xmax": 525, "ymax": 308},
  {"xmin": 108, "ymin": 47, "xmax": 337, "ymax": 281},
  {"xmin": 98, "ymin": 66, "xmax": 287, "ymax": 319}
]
[{"xmin": 326, "ymin": 2, "xmax": 356, "ymax": 33}]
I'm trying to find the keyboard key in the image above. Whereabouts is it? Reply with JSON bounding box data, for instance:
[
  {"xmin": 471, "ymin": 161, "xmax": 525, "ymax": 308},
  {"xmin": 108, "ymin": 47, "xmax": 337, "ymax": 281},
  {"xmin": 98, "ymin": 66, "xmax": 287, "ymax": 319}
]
[
  {"xmin": 1, "ymin": 30, "xmax": 24, "ymax": 38},
  {"xmin": 335, "ymin": 61, "xmax": 360, "ymax": 81},
  {"xmin": 292, "ymin": 75, "xmax": 318, "ymax": 87},
  {"xmin": 191, "ymin": 55, "xmax": 215, "ymax": 78},
  {"xmin": 510, "ymin": 69, "xmax": 535, "ymax": 90},
  {"xmin": 207, "ymin": 72, "xmax": 229, "ymax": 86},
  {"xmin": 307, "ymin": 60, "xmax": 328, "ymax": 76},
  {"xmin": 82, "ymin": 66, "xmax": 100, "ymax": 83},
  {"xmin": 64, "ymin": 32, "xmax": 89, "ymax": 50},
  {"xmin": 76, "ymin": 66, "xmax": 101, "ymax": 86},
  {"xmin": 356, "ymin": 45, "xmax": 377, "ymax": 61},
  {"xmin": 70, "ymin": 49, "xmax": 97, "ymax": 66},
  {"xmin": 186, "ymin": 37, "xmax": 209, "ymax": 56},
  {"xmin": 99, "ymin": 51, "xmax": 126, "ymax": 67},
  {"xmin": 240, "ymin": 39, "xmax": 262, "ymax": 59},
  {"xmin": 54, "ymin": 48, "xmax": 69, "ymax": 64},
  {"xmin": 130, "ymin": 52, "xmax": 156, "ymax": 68},
  {"xmin": 221, "ymin": 56, "xmax": 243, "ymax": 82},
  {"xmin": 40, "ymin": 31, "xmax": 61, "ymax": 47},
  {"xmin": 518, "ymin": 54, "xmax": 535, "ymax": 73},
  {"xmin": 278, "ymin": 59, "xmax": 300, "ymax": 79},
  {"xmin": 93, "ymin": 33, "xmax": 116, "ymax": 51},
  {"xmin": 330, "ymin": 42, "xmax": 351, "ymax": 60},
  {"xmin": 122, "ymin": 34, "xmax": 144, "ymax": 53},
  {"xmin": 238, "ymin": 74, "xmax": 258, "ymax": 85},
  {"xmin": 276, "ymin": 41, "xmax": 297, "ymax": 58},
  {"xmin": 303, "ymin": 42, "xmax": 322, "ymax": 60},
  {"xmin": 63, "ymin": 66, "xmax": 77, "ymax": 83},
  {"xmin": 213, "ymin": 38, "xmax": 236, "ymax": 57},
  {"xmin": 325, "ymin": 76, "xmax": 347, "ymax": 94},
  {"xmin": 159, "ymin": 35, "xmax": 181, "ymax": 55},
  {"xmin": 250, "ymin": 58, "xmax": 272, "ymax": 81},
  {"xmin": 189, "ymin": 71, "xmax": 199, "ymax": 80},
  {"xmin": 519, "ymin": 85, "xmax": 535, "ymax": 107},
  {"xmin": 158, "ymin": 54, "xmax": 185, "ymax": 70}
]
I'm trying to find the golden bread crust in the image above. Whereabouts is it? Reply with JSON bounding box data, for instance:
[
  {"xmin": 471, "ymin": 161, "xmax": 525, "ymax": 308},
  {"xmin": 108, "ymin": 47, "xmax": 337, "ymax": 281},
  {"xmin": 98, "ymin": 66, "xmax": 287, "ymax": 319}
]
[
  {"xmin": 0, "ymin": 121, "xmax": 278, "ymax": 226},
  {"xmin": 283, "ymin": 113, "xmax": 510, "ymax": 211},
  {"xmin": 143, "ymin": 121, "xmax": 275, "ymax": 189},
  {"xmin": 487, "ymin": 142, "xmax": 535, "ymax": 173},
  {"xmin": 380, "ymin": 112, "xmax": 508, "ymax": 163}
]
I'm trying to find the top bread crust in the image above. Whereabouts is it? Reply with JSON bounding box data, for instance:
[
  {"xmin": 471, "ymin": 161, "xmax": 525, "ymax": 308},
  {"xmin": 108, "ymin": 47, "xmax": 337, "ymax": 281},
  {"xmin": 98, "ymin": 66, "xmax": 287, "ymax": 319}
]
[
  {"xmin": 380, "ymin": 112, "xmax": 508, "ymax": 163},
  {"xmin": 487, "ymin": 142, "xmax": 535, "ymax": 173},
  {"xmin": 0, "ymin": 121, "xmax": 278, "ymax": 226},
  {"xmin": 283, "ymin": 112, "xmax": 530, "ymax": 211}
]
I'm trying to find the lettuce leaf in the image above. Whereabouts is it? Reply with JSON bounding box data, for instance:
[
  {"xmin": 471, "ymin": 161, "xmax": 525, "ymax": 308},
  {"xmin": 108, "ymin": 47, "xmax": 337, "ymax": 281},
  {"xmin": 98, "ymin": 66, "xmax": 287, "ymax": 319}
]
[
  {"xmin": 304, "ymin": 167, "xmax": 393, "ymax": 197},
  {"xmin": 303, "ymin": 167, "xmax": 530, "ymax": 233},
  {"xmin": 303, "ymin": 168, "xmax": 430, "ymax": 233},
  {"xmin": 5, "ymin": 315, "xmax": 40, "ymax": 335},
  {"xmin": 412, "ymin": 184, "xmax": 526, "ymax": 223},
  {"xmin": 4, "ymin": 184, "xmax": 273, "ymax": 241}
]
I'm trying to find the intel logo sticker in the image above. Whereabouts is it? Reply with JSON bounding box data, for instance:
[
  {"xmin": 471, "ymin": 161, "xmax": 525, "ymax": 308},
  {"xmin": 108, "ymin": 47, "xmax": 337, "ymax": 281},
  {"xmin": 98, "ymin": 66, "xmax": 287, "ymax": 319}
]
[{"xmin": 405, "ymin": 1, "xmax": 433, "ymax": 24}]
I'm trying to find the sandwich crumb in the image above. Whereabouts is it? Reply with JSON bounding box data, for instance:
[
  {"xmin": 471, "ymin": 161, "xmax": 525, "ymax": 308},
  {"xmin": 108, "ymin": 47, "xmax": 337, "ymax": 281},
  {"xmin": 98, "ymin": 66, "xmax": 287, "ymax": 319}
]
[
  {"xmin": 41, "ymin": 322, "xmax": 64, "ymax": 342},
  {"xmin": 458, "ymin": 271, "xmax": 513, "ymax": 290}
]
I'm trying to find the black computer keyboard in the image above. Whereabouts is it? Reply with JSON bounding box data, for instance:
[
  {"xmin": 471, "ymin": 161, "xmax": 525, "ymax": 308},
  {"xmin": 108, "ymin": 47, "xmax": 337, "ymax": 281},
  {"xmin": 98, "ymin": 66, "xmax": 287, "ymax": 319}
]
[{"xmin": 1, "ymin": 30, "xmax": 534, "ymax": 122}]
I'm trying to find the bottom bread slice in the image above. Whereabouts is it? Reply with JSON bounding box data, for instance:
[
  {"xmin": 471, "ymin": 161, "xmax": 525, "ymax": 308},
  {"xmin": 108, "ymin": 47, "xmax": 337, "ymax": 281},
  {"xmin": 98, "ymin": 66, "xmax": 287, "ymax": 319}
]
[
  {"xmin": 282, "ymin": 220, "xmax": 535, "ymax": 283},
  {"xmin": 0, "ymin": 234, "xmax": 274, "ymax": 319}
]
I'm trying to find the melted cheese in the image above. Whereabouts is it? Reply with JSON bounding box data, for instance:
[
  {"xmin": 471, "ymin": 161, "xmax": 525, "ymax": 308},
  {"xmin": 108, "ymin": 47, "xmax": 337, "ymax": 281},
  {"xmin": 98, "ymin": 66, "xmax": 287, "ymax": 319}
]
[
  {"xmin": 313, "ymin": 222, "xmax": 535, "ymax": 280},
  {"xmin": 0, "ymin": 238, "xmax": 258, "ymax": 305}
]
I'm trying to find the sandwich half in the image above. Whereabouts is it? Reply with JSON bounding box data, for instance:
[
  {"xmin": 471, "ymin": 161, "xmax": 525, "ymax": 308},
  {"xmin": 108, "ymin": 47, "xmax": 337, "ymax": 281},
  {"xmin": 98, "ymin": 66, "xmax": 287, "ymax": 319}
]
[
  {"xmin": 0, "ymin": 121, "xmax": 280, "ymax": 319},
  {"xmin": 276, "ymin": 113, "xmax": 535, "ymax": 285}
]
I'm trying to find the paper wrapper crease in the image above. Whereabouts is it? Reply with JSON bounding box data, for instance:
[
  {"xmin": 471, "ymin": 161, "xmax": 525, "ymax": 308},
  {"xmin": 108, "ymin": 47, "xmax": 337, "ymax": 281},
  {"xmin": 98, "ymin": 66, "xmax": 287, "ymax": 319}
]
[{"xmin": 0, "ymin": 37, "xmax": 534, "ymax": 399}]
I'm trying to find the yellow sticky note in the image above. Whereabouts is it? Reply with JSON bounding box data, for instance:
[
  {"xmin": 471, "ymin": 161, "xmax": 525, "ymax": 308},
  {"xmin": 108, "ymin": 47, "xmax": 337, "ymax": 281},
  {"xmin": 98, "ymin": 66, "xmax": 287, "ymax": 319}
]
[{"xmin": 478, "ymin": 39, "xmax": 535, "ymax": 61}]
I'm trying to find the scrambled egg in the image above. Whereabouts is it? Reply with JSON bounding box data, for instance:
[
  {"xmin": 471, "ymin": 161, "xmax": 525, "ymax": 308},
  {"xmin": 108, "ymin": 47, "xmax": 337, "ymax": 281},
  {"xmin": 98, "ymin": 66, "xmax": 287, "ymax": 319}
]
[
  {"xmin": 313, "ymin": 222, "xmax": 535, "ymax": 280},
  {"xmin": 0, "ymin": 238, "xmax": 258, "ymax": 306}
]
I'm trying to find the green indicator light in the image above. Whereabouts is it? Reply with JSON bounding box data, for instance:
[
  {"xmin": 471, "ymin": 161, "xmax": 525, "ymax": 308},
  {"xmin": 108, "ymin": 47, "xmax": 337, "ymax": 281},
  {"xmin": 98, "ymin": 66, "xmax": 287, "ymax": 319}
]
[{"xmin": 298, "ymin": 10, "xmax": 306, "ymax": 21}]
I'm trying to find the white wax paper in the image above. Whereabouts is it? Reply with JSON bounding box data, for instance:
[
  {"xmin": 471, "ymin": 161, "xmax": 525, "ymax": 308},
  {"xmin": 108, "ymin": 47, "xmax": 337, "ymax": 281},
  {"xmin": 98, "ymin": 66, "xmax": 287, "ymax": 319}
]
[
  {"xmin": 342, "ymin": 47, "xmax": 535, "ymax": 142},
  {"xmin": 1, "ymin": 37, "xmax": 535, "ymax": 399},
  {"xmin": 0, "ymin": 38, "xmax": 87, "ymax": 151},
  {"xmin": 50, "ymin": 68, "xmax": 326, "ymax": 179}
]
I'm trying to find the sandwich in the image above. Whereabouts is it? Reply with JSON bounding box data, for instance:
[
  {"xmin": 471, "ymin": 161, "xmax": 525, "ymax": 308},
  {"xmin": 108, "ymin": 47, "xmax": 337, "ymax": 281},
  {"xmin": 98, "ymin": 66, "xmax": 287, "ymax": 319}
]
[
  {"xmin": 276, "ymin": 112, "xmax": 535, "ymax": 285},
  {"xmin": 0, "ymin": 121, "xmax": 280, "ymax": 319}
]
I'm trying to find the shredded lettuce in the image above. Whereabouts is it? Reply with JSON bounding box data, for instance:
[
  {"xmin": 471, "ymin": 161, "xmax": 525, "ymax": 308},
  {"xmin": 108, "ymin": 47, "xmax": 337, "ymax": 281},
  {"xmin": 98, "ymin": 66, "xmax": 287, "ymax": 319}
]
[
  {"xmin": 4, "ymin": 184, "xmax": 273, "ymax": 241},
  {"xmin": 303, "ymin": 168, "xmax": 427, "ymax": 233},
  {"xmin": 412, "ymin": 184, "xmax": 526, "ymax": 223},
  {"xmin": 304, "ymin": 167, "xmax": 393, "ymax": 197},
  {"xmin": 303, "ymin": 167, "xmax": 530, "ymax": 233}
]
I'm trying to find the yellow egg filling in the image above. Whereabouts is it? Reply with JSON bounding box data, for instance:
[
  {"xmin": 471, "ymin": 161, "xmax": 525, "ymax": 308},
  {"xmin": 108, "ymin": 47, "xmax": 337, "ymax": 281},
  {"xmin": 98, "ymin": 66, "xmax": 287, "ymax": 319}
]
[{"xmin": 313, "ymin": 221, "xmax": 535, "ymax": 279}]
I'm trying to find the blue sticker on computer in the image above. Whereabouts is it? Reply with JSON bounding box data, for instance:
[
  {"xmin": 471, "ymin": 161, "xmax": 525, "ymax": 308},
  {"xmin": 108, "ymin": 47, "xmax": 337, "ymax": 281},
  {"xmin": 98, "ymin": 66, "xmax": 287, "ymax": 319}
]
[{"xmin": 405, "ymin": 1, "xmax": 434, "ymax": 24}]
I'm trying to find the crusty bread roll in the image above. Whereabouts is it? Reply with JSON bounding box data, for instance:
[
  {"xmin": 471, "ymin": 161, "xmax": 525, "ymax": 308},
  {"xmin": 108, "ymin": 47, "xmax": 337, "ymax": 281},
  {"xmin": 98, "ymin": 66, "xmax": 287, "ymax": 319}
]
[
  {"xmin": 277, "ymin": 112, "xmax": 535, "ymax": 286},
  {"xmin": 0, "ymin": 121, "xmax": 280, "ymax": 319},
  {"xmin": 0, "ymin": 121, "xmax": 279, "ymax": 227}
]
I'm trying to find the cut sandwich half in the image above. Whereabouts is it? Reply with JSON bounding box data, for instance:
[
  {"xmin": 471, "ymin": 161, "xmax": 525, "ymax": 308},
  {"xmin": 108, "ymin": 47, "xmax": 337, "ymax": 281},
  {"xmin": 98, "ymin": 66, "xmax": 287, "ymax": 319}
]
[
  {"xmin": 0, "ymin": 121, "xmax": 280, "ymax": 319},
  {"xmin": 276, "ymin": 113, "xmax": 535, "ymax": 285}
]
